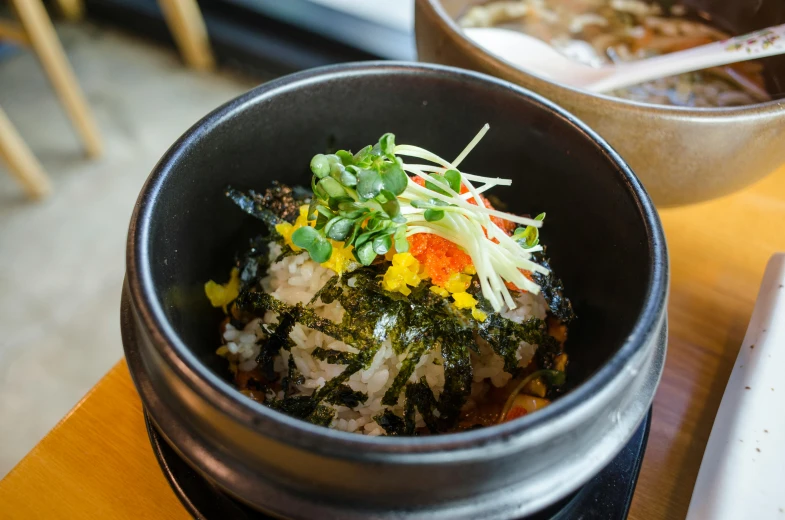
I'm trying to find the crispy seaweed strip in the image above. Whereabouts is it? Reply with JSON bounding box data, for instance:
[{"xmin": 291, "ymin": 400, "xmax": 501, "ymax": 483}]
[
  {"xmin": 476, "ymin": 314, "xmax": 525, "ymax": 373},
  {"xmin": 531, "ymin": 252, "xmax": 576, "ymax": 324},
  {"xmin": 274, "ymin": 246, "xmax": 301, "ymax": 264},
  {"xmin": 403, "ymin": 389, "xmax": 417, "ymax": 435},
  {"xmin": 477, "ymin": 315, "xmax": 553, "ymax": 373},
  {"xmin": 534, "ymin": 334, "xmax": 562, "ymax": 370},
  {"xmin": 306, "ymin": 405, "xmax": 336, "ymax": 427},
  {"xmin": 281, "ymin": 355, "xmax": 304, "ymax": 397},
  {"xmin": 407, "ymin": 379, "xmax": 441, "ymax": 433},
  {"xmin": 374, "ymin": 410, "xmax": 406, "ymax": 436},
  {"xmin": 312, "ymin": 348, "xmax": 380, "ymax": 403},
  {"xmin": 237, "ymin": 291, "xmax": 351, "ymax": 343},
  {"xmin": 268, "ymin": 396, "xmax": 335, "ymax": 427},
  {"xmin": 226, "ymin": 182, "xmax": 309, "ymax": 228},
  {"xmin": 225, "ymin": 187, "xmax": 282, "ymax": 231},
  {"xmin": 325, "ymin": 385, "xmax": 368, "ymax": 408},
  {"xmin": 236, "ymin": 235, "xmax": 272, "ymax": 289},
  {"xmin": 437, "ymin": 328, "xmax": 473, "ymax": 424},
  {"xmin": 308, "ymin": 275, "xmax": 340, "ymax": 306},
  {"xmin": 256, "ymin": 312, "xmax": 296, "ymax": 380},
  {"xmin": 381, "ymin": 330, "xmax": 429, "ymax": 406},
  {"xmin": 312, "ymin": 347, "xmax": 357, "ymax": 365}
]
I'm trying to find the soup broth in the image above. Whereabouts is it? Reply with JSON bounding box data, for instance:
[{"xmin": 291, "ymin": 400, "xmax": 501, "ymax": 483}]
[{"xmin": 460, "ymin": 0, "xmax": 773, "ymax": 107}]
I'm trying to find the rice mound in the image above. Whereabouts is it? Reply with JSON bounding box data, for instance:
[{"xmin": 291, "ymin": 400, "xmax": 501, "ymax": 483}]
[{"xmin": 220, "ymin": 243, "xmax": 548, "ymax": 435}]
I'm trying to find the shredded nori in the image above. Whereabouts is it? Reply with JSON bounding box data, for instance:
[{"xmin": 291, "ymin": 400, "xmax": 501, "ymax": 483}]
[
  {"xmin": 256, "ymin": 311, "xmax": 297, "ymax": 380},
  {"xmin": 531, "ymin": 252, "xmax": 576, "ymax": 324},
  {"xmin": 477, "ymin": 313, "xmax": 554, "ymax": 375},
  {"xmin": 226, "ymin": 182, "xmax": 309, "ymax": 228},
  {"xmin": 374, "ymin": 409, "xmax": 406, "ymax": 436},
  {"xmin": 325, "ymin": 385, "xmax": 368, "ymax": 409},
  {"xmin": 267, "ymin": 396, "xmax": 335, "ymax": 427},
  {"xmin": 281, "ymin": 356, "xmax": 304, "ymax": 397},
  {"xmin": 381, "ymin": 330, "xmax": 429, "ymax": 406},
  {"xmin": 311, "ymin": 347, "xmax": 357, "ymax": 365}
]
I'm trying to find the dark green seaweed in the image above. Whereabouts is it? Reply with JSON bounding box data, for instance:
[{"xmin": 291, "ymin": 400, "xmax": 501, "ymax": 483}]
[
  {"xmin": 226, "ymin": 182, "xmax": 309, "ymax": 228},
  {"xmin": 325, "ymin": 385, "xmax": 368, "ymax": 409},
  {"xmin": 477, "ymin": 313, "xmax": 554, "ymax": 375},
  {"xmin": 281, "ymin": 355, "xmax": 304, "ymax": 397},
  {"xmin": 311, "ymin": 347, "xmax": 357, "ymax": 365},
  {"xmin": 268, "ymin": 395, "xmax": 335, "ymax": 427},
  {"xmin": 531, "ymin": 252, "xmax": 576, "ymax": 324},
  {"xmin": 381, "ymin": 330, "xmax": 429, "ymax": 406},
  {"xmin": 256, "ymin": 312, "xmax": 296, "ymax": 380},
  {"xmin": 374, "ymin": 410, "xmax": 406, "ymax": 436}
]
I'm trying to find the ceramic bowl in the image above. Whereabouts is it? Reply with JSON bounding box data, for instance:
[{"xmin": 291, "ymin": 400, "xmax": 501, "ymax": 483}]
[
  {"xmin": 122, "ymin": 62, "xmax": 668, "ymax": 519},
  {"xmin": 415, "ymin": 0, "xmax": 785, "ymax": 206}
]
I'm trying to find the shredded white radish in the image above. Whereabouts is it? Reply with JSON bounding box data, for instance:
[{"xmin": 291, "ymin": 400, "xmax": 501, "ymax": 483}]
[{"xmin": 394, "ymin": 125, "xmax": 547, "ymax": 312}]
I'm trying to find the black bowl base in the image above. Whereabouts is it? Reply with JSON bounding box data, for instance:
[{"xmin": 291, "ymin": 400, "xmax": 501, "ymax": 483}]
[{"xmin": 145, "ymin": 409, "xmax": 651, "ymax": 520}]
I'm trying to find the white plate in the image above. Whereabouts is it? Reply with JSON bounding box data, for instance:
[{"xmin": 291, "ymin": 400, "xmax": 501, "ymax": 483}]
[{"xmin": 687, "ymin": 253, "xmax": 785, "ymax": 519}]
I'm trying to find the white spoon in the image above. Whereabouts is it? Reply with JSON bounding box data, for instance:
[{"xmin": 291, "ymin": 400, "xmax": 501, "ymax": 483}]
[{"xmin": 464, "ymin": 24, "xmax": 785, "ymax": 93}]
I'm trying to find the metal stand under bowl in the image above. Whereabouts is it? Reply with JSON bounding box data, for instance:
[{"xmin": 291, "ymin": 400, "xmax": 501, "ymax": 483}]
[{"xmin": 145, "ymin": 410, "xmax": 652, "ymax": 520}]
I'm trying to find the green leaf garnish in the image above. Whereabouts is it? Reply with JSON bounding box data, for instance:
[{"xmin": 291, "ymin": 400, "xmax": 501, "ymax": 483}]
[
  {"xmin": 444, "ymin": 169, "xmax": 462, "ymax": 193},
  {"xmin": 354, "ymin": 232, "xmax": 373, "ymax": 248},
  {"xmin": 318, "ymin": 177, "xmax": 346, "ymax": 199},
  {"xmin": 513, "ymin": 213, "xmax": 546, "ymax": 249},
  {"xmin": 379, "ymin": 133, "xmax": 396, "ymax": 157},
  {"xmin": 356, "ymin": 241, "xmax": 376, "ymax": 265},
  {"xmin": 394, "ymin": 226, "xmax": 409, "ymax": 253},
  {"xmin": 325, "ymin": 217, "xmax": 354, "ymax": 241},
  {"xmin": 380, "ymin": 162, "xmax": 408, "ymax": 196},
  {"xmin": 382, "ymin": 198, "xmax": 401, "ymax": 219},
  {"xmin": 292, "ymin": 226, "xmax": 332, "ymax": 263},
  {"xmin": 339, "ymin": 169, "xmax": 357, "ymax": 187},
  {"xmin": 424, "ymin": 208, "xmax": 445, "ymax": 222},
  {"xmin": 425, "ymin": 174, "xmax": 450, "ymax": 196},
  {"xmin": 336, "ymin": 149, "xmax": 354, "ymax": 166},
  {"xmin": 372, "ymin": 234, "xmax": 392, "ymax": 255},
  {"xmin": 357, "ymin": 170, "xmax": 384, "ymax": 200},
  {"xmin": 310, "ymin": 154, "xmax": 331, "ymax": 178}
]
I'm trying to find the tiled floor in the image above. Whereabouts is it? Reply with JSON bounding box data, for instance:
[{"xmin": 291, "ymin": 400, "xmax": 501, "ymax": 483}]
[{"xmin": 0, "ymin": 22, "xmax": 257, "ymax": 477}]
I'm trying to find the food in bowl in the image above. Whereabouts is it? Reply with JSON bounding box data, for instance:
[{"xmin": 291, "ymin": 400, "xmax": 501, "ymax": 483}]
[
  {"xmin": 459, "ymin": 0, "xmax": 773, "ymax": 107},
  {"xmin": 205, "ymin": 126, "xmax": 575, "ymax": 436}
]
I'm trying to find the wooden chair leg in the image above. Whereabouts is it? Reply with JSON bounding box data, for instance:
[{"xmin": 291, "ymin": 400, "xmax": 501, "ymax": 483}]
[
  {"xmin": 157, "ymin": 0, "xmax": 215, "ymax": 71},
  {"xmin": 0, "ymin": 106, "xmax": 52, "ymax": 200},
  {"xmin": 10, "ymin": 0, "xmax": 102, "ymax": 158},
  {"xmin": 53, "ymin": 0, "xmax": 85, "ymax": 21}
]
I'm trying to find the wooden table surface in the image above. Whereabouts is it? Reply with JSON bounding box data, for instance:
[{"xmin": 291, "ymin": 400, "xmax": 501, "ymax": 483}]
[{"xmin": 2, "ymin": 166, "xmax": 785, "ymax": 519}]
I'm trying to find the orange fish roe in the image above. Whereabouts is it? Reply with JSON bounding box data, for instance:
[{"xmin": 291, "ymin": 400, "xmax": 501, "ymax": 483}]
[
  {"xmin": 408, "ymin": 175, "xmax": 522, "ymax": 286},
  {"xmin": 408, "ymin": 233, "xmax": 472, "ymax": 286},
  {"xmin": 411, "ymin": 176, "xmax": 516, "ymax": 235}
]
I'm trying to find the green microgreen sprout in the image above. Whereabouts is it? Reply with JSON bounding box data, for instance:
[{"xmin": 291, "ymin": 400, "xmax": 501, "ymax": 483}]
[{"xmin": 512, "ymin": 212, "xmax": 546, "ymax": 249}]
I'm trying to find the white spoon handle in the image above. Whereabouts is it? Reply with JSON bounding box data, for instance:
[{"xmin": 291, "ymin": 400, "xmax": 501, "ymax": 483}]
[{"xmin": 586, "ymin": 24, "xmax": 785, "ymax": 92}]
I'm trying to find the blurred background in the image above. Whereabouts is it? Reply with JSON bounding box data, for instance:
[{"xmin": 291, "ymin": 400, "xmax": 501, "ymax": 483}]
[{"xmin": 0, "ymin": 0, "xmax": 414, "ymax": 477}]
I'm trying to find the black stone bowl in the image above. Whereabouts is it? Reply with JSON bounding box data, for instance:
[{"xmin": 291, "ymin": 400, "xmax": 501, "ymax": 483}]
[{"xmin": 122, "ymin": 62, "xmax": 668, "ymax": 519}]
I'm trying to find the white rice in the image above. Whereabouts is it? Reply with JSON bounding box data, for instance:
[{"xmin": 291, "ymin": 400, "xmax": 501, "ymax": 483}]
[{"xmin": 220, "ymin": 243, "xmax": 548, "ymax": 435}]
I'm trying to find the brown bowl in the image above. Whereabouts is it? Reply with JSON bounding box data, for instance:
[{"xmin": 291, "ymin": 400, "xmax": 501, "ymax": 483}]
[{"xmin": 415, "ymin": 0, "xmax": 785, "ymax": 206}]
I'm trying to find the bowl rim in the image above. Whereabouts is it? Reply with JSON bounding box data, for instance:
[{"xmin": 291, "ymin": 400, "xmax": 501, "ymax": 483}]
[
  {"xmin": 126, "ymin": 60, "xmax": 668, "ymax": 455},
  {"xmin": 421, "ymin": 0, "xmax": 784, "ymax": 115}
]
